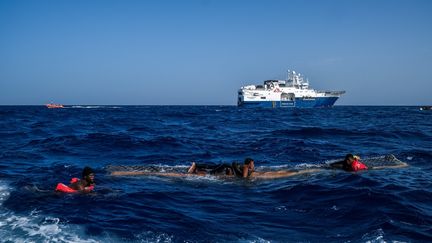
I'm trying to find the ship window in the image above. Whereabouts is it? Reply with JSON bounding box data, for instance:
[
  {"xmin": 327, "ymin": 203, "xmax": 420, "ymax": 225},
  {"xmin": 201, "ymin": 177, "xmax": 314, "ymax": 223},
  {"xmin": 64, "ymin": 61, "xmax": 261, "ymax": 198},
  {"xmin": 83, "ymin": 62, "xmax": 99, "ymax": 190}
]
[{"xmin": 261, "ymin": 97, "xmax": 266, "ymax": 99}]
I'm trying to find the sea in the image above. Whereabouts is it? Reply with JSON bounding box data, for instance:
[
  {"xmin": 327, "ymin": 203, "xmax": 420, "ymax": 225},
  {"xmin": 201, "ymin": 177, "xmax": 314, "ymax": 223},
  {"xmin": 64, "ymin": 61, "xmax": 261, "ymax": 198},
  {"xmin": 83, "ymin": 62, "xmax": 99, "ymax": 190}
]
[{"xmin": 0, "ymin": 105, "xmax": 431, "ymax": 243}]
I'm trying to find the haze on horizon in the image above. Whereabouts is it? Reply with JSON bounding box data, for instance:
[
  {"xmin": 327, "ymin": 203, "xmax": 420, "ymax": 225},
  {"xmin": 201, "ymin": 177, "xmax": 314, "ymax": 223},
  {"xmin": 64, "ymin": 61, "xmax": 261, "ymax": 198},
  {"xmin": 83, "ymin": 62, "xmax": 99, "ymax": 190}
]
[{"xmin": 1, "ymin": 0, "xmax": 431, "ymax": 106}]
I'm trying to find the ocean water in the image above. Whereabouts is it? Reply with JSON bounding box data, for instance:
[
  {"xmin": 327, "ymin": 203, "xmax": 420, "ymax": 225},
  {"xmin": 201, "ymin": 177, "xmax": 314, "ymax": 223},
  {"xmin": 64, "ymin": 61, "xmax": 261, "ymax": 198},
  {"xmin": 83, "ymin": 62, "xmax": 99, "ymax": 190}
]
[{"xmin": 0, "ymin": 105, "xmax": 431, "ymax": 242}]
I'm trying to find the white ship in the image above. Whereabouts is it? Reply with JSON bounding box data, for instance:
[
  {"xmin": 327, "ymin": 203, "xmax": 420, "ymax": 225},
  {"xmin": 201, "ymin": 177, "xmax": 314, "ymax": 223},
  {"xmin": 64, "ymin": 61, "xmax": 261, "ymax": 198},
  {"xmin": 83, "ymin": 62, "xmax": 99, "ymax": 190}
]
[{"xmin": 238, "ymin": 70, "xmax": 345, "ymax": 108}]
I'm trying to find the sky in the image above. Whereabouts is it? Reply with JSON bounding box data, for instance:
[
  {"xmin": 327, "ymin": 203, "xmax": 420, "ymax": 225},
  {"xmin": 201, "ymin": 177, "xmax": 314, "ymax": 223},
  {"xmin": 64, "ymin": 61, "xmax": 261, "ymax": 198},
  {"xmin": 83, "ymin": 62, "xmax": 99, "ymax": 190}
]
[{"xmin": 0, "ymin": 0, "xmax": 431, "ymax": 105}]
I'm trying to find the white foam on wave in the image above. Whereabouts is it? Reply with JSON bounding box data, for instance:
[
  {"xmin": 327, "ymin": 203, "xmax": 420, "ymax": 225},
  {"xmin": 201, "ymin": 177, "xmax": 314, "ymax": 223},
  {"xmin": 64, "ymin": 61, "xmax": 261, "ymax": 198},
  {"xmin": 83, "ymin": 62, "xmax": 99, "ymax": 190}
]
[
  {"xmin": 129, "ymin": 220, "xmax": 267, "ymax": 242},
  {"xmin": 135, "ymin": 231, "xmax": 173, "ymax": 243},
  {"xmin": 241, "ymin": 235, "xmax": 271, "ymax": 243},
  {"xmin": 0, "ymin": 182, "xmax": 10, "ymax": 204},
  {"xmin": 0, "ymin": 216, "xmax": 102, "ymax": 242},
  {"xmin": 362, "ymin": 228, "xmax": 387, "ymax": 243},
  {"xmin": 141, "ymin": 173, "xmax": 226, "ymax": 184},
  {"xmin": 0, "ymin": 180, "xmax": 168, "ymax": 242},
  {"xmin": 294, "ymin": 163, "xmax": 326, "ymax": 169},
  {"xmin": 183, "ymin": 174, "xmax": 227, "ymax": 183},
  {"xmin": 1, "ymin": 209, "xmax": 177, "ymax": 243},
  {"xmin": 0, "ymin": 180, "xmax": 98, "ymax": 242},
  {"xmin": 156, "ymin": 164, "xmax": 189, "ymax": 171},
  {"xmin": 256, "ymin": 163, "xmax": 325, "ymax": 171}
]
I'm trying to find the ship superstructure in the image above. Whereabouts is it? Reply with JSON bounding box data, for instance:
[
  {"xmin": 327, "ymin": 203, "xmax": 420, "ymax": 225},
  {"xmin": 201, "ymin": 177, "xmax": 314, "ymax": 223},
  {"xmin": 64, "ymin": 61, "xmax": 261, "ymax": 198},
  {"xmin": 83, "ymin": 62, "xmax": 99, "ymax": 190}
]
[{"xmin": 237, "ymin": 70, "xmax": 345, "ymax": 108}]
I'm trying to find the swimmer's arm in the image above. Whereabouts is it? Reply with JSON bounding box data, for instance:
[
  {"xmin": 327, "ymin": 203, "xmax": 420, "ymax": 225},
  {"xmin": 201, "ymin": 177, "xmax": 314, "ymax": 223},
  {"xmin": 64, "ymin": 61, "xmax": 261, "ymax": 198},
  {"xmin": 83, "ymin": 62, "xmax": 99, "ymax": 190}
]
[
  {"xmin": 68, "ymin": 181, "xmax": 83, "ymax": 190},
  {"xmin": 370, "ymin": 161, "xmax": 409, "ymax": 170},
  {"xmin": 243, "ymin": 166, "xmax": 248, "ymax": 178},
  {"xmin": 69, "ymin": 181, "xmax": 93, "ymax": 192}
]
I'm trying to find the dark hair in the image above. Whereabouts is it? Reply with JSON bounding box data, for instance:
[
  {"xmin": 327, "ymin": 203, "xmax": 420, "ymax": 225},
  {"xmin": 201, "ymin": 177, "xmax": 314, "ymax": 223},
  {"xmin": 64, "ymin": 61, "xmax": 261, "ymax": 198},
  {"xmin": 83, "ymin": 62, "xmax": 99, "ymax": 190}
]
[
  {"xmin": 344, "ymin": 154, "xmax": 354, "ymax": 161},
  {"xmin": 244, "ymin": 158, "xmax": 254, "ymax": 165},
  {"xmin": 82, "ymin": 166, "xmax": 94, "ymax": 178}
]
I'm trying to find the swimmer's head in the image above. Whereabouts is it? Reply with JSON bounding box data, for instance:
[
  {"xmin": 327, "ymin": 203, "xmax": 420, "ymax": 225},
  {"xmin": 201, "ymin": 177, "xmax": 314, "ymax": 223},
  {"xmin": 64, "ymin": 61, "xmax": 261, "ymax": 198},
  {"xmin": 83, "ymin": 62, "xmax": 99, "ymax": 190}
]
[
  {"xmin": 344, "ymin": 154, "xmax": 355, "ymax": 164},
  {"xmin": 244, "ymin": 158, "xmax": 255, "ymax": 171},
  {"xmin": 82, "ymin": 166, "xmax": 95, "ymax": 184},
  {"xmin": 244, "ymin": 158, "xmax": 254, "ymax": 165}
]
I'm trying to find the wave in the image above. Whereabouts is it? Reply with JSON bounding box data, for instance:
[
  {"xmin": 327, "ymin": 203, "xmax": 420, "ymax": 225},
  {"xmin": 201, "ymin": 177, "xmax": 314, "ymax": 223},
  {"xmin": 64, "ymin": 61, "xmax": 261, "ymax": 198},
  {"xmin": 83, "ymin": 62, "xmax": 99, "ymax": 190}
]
[
  {"xmin": 0, "ymin": 151, "xmax": 45, "ymax": 160},
  {"xmin": 1, "ymin": 106, "xmax": 431, "ymax": 242},
  {"xmin": 0, "ymin": 179, "xmax": 179, "ymax": 243},
  {"xmin": 83, "ymin": 133, "xmax": 182, "ymax": 149},
  {"xmin": 25, "ymin": 133, "xmax": 184, "ymax": 155},
  {"xmin": 271, "ymin": 127, "xmax": 408, "ymax": 140},
  {"xmin": 0, "ymin": 181, "xmax": 96, "ymax": 242},
  {"xmin": 27, "ymin": 135, "xmax": 80, "ymax": 146}
]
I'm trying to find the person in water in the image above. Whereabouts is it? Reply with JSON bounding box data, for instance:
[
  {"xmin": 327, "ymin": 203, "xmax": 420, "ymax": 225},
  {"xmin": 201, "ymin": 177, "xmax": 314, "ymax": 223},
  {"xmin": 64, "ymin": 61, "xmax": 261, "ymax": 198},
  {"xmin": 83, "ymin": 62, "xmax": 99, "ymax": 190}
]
[
  {"xmin": 68, "ymin": 166, "xmax": 96, "ymax": 192},
  {"xmin": 110, "ymin": 158, "xmax": 319, "ymax": 179},
  {"xmin": 109, "ymin": 154, "xmax": 408, "ymax": 179},
  {"xmin": 187, "ymin": 158, "xmax": 255, "ymax": 178},
  {"xmin": 330, "ymin": 154, "xmax": 368, "ymax": 172},
  {"xmin": 329, "ymin": 153, "xmax": 410, "ymax": 171}
]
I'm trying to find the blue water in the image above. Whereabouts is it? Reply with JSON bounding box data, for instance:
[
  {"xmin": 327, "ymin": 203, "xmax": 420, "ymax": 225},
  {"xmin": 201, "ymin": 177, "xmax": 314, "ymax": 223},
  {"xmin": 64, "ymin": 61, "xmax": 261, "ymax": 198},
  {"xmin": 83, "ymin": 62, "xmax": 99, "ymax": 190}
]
[{"xmin": 1, "ymin": 106, "xmax": 431, "ymax": 242}]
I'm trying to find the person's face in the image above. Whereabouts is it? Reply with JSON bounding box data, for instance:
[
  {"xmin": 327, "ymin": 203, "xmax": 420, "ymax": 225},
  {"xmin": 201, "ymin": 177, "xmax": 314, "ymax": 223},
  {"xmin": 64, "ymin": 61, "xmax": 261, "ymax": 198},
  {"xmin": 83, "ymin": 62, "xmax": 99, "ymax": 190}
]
[
  {"xmin": 86, "ymin": 173, "xmax": 95, "ymax": 184},
  {"xmin": 249, "ymin": 161, "xmax": 255, "ymax": 171},
  {"xmin": 347, "ymin": 158, "xmax": 354, "ymax": 165}
]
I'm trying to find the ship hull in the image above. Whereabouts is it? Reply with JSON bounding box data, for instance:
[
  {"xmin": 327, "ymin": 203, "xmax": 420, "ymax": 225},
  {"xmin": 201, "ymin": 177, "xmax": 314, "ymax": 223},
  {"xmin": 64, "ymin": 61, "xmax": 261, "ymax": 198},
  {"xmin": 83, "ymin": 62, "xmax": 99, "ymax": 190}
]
[{"xmin": 238, "ymin": 97, "xmax": 339, "ymax": 108}]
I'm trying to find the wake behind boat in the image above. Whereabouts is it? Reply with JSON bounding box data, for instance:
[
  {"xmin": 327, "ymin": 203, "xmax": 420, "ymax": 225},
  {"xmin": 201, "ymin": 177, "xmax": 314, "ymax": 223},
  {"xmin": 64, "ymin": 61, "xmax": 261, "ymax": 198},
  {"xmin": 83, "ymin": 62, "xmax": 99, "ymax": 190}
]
[
  {"xmin": 419, "ymin": 106, "xmax": 432, "ymax": 111},
  {"xmin": 238, "ymin": 70, "xmax": 345, "ymax": 108}
]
